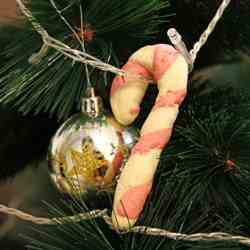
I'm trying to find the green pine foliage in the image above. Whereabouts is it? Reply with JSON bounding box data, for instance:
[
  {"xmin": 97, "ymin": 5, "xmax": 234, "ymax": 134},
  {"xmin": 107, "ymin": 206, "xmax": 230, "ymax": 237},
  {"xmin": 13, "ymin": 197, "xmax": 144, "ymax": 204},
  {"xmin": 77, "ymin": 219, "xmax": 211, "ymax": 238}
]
[
  {"xmin": 24, "ymin": 172, "xmax": 248, "ymax": 250},
  {"xmin": 0, "ymin": 0, "xmax": 171, "ymax": 119},
  {"xmin": 0, "ymin": 27, "xmax": 58, "ymax": 180},
  {"xmin": 1, "ymin": 1, "xmax": 250, "ymax": 249},
  {"xmin": 25, "ymin": 58, "xmax": 250, "ymax": 249}
]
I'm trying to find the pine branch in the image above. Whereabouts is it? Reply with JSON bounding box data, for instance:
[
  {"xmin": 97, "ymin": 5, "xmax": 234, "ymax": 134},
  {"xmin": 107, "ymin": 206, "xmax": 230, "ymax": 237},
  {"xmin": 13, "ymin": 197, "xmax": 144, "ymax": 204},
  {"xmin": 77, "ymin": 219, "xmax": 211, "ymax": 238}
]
[
  {"xmin": 22, "ymin": 172, "xmax": 249, "ymax": 249},
  {"xmin": 158, "ymin": 59, "xmax": 250, "ymax": 237},
  {"xmin": 0, "ymin": 0, "xmax": 172, "ymax": 119},
  {"xmin": 19, "ymin": 74, "xmax": 250, "ymax": 249}
]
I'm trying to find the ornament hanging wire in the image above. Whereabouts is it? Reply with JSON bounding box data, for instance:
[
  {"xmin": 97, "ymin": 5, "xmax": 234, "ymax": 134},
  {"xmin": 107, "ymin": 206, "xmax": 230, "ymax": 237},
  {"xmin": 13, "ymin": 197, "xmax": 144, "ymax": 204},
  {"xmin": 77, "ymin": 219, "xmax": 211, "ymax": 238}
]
[{"xmin": 16, "ymin": 0, "xmax": 231, "ymax": 76}]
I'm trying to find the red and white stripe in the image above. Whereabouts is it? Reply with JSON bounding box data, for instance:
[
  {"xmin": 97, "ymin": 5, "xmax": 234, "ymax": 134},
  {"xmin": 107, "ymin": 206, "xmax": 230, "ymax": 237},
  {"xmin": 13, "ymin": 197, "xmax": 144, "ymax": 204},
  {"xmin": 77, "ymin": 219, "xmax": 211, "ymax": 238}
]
[{"xmin": 110, "ymin": 44, "xmax": 188, "ymax": 229}]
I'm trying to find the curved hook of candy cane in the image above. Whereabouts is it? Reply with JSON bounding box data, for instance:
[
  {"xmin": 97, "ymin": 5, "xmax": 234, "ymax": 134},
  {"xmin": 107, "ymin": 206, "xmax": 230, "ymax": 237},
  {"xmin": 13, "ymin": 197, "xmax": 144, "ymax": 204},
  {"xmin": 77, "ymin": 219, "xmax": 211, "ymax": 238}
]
[{"xmin": 110, "ymin": 44, "xmax": 189, "ymax": 229}]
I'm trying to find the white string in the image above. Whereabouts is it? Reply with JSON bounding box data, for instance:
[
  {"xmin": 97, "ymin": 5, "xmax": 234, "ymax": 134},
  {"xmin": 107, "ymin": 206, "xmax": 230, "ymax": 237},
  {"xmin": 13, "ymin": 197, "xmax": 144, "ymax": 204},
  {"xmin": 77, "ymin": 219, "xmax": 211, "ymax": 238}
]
[
  {"xmin": 190, "ymin": 0, "xmax": 232, "ymax": 62},
  {"xmin": 0, "ymin": 204, "xmax": 249, "ymax": 246},
  {"xmin": 16, "ymin": 0, "xmax": 231, "ymax": 75},
  {"xmin": 15, "ymin": 0, "xmax": 126, "ymax": 77},
  {"xmin": 11, "ymin": 0, "xmax": 246, "ymax": 245},
  {"xmin": 168, "ymin": 0, "xmax": 232, "ymax": 71}
]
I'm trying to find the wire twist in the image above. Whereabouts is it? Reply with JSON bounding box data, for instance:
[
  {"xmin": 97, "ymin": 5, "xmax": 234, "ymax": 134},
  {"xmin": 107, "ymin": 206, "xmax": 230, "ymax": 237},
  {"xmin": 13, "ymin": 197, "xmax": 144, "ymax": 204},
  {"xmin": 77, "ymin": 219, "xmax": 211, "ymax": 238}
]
[
  {"xmin": 11, "ymin": 0, "xmax": 247, "ymax": 246},
  {"xmin": 168, "ymin": 0, "xmax": 231, "ymax": 70},
  {"xmin": 0, "ymin": 204, "xmax": 108, "ymax": 225},
  {"xmin": 16, "ymin": 0, "xmax": 231, "ymax": 75},
  {"xmin": 16, "ymin": 0, "xmax": 126, "ymax": 76},
  {"xmin": 0, "ymin": 204, "xmax": 249, "ymax": 246},
  {"xmin": 189, "ymin": 0, "xmax": 231, "ymax": 62}
]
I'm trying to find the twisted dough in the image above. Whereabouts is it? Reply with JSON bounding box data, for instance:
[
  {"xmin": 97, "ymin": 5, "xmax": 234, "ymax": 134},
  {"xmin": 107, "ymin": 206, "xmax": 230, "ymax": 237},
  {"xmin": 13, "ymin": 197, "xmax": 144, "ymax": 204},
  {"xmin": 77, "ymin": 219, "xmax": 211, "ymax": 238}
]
[{"xmin": 110, "ymin": 44, "xmax": 188, "ymax": 229}]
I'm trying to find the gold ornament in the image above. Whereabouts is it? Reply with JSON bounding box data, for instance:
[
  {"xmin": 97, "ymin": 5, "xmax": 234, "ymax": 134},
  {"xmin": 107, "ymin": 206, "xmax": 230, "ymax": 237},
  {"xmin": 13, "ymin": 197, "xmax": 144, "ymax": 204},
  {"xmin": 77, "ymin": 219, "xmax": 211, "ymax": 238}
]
[{"xmin": 48, "ymin": 89, "xmax": 137, "ymax": 195}]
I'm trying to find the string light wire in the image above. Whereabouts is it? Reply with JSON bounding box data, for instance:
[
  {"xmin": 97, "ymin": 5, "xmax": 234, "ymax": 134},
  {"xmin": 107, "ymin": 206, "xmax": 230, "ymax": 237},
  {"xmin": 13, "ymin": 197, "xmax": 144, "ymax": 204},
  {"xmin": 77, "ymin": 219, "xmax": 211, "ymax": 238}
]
[{"xmin": 2, "ymin": 0, "xmax": 247, "ymax": 246}]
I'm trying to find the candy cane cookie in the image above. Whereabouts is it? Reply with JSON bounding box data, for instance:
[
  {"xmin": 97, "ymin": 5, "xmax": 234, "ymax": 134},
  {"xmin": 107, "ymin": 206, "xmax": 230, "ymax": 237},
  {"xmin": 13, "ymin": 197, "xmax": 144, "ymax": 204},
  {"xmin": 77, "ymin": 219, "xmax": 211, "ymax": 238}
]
[{"xmin": 110, "ymin": 44, "xmax": 188, "ymax": 229}]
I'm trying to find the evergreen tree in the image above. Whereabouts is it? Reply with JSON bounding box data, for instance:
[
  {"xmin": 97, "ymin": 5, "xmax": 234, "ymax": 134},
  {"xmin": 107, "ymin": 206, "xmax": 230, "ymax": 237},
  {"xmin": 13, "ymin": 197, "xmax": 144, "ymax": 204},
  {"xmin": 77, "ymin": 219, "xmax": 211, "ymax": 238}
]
[{"xmin": 0, "ymin": 0, "xmax": 249, "ymax": 249}]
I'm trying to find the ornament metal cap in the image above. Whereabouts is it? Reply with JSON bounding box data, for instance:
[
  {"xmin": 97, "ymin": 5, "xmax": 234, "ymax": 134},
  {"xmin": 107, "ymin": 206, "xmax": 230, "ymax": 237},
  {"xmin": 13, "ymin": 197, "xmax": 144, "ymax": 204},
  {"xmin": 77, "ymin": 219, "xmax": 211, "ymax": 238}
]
[{"xmin": 81, "ymin": 87, "xmax": 103, "ymax": 118}]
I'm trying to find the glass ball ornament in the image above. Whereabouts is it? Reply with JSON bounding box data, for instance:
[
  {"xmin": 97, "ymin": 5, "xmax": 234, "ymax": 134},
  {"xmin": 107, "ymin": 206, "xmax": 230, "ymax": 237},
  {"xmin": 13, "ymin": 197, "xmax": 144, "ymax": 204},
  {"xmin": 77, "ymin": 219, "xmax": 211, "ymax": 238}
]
[{"xmin": 48, "ymin": 90, "xmax": 138, "ymax": 195}]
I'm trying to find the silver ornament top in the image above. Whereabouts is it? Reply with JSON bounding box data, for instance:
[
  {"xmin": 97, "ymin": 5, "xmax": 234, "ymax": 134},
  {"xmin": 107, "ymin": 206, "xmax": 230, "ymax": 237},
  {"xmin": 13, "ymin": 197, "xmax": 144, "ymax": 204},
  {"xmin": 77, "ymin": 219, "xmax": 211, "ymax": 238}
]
[{"xmin": 81, "ymin": 88, "xmax": 103, "ymax": 118}]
